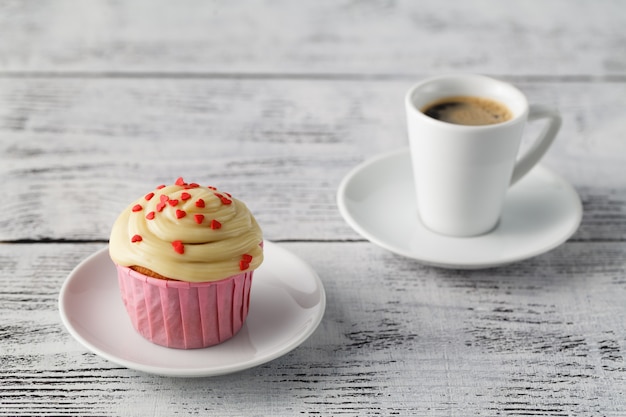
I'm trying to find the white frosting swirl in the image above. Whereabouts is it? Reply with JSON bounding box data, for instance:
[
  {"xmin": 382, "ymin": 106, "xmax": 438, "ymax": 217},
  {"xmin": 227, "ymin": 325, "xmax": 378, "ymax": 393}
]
[{"xmin": 109, "ymin": 179, "xmax": 263, "ymax": 282}]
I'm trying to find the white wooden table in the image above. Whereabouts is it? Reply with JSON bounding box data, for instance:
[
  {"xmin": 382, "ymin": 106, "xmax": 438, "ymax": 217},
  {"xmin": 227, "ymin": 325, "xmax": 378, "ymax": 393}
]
[{"xmin": 1, "ymin": 1, "xmax": 625, "ymax": 415}]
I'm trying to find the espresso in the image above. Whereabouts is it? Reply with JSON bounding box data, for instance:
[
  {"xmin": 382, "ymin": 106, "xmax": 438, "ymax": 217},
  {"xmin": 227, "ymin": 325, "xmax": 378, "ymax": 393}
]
[{"xmin": 422, "ymin": 96, "xmax": 512, "ymax": 126}]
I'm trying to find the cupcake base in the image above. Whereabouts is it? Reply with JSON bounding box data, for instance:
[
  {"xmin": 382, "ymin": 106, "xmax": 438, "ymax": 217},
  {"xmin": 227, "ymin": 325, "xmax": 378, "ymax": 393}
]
[{"xmin": 116, "ymin": 265, "xmax": 253, "ymax": 349}]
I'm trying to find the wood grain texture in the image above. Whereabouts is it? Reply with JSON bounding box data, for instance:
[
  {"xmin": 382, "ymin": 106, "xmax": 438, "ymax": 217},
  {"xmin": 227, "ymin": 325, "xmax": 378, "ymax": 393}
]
[
  {"xmin": 1, "ymin": 242, "xmax": 625, "ymax": 416},
  {"xmin": 0, "ymin": 78, "xmax": 625, "ymax": 242},
  {"xmin": 0, "ymin": 0, "xmax": 624, "ymax": 77}
]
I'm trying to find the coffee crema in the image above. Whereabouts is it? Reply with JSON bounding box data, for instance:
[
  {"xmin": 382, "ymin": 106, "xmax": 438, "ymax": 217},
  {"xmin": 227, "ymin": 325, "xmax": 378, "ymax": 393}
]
[{"xmin": 421, "ymin": 96, "xmax": 512, "ymax": 126}]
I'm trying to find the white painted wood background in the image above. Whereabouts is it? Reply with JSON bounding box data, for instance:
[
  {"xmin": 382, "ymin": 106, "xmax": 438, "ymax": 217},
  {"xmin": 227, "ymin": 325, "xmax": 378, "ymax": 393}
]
[{"xmin": 1, "ymin": 0, "xmax": 625, "ymax": 415}]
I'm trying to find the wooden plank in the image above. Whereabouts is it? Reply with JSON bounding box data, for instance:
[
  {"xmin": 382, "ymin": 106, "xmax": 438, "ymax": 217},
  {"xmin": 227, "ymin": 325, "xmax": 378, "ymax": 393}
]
[
  {"xmin": 0, "ymin": 0, "xmax": 624, "ymax": 77},
  {"xmin": 0, "ymin": 78, "xmax": 625, "ymax": 241},
  {"xmin": 1, "ymin": 241, "xmax": 625, "ymax": 416}
]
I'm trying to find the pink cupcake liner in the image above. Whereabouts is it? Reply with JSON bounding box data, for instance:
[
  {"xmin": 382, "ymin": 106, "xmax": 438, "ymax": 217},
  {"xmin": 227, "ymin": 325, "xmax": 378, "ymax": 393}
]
[{"xmin": 116, "ymin": 265, "xmax": 253, "ymax": 349}]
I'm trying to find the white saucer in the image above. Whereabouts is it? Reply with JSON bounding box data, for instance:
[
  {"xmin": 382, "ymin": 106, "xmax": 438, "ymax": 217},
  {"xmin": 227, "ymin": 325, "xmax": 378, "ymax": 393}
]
[
  {"xmin": 58, "ymin": 241, "xmax": 326, "ymax": 377},
  {"xmin": 337, "ymin": 148, "xmax": 582, "ymax": 269}
]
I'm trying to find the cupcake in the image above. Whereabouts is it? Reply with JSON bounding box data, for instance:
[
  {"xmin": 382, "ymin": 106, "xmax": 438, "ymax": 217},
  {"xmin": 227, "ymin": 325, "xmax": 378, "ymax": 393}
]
[{"xmin": 109, "ymin": 177, "xmax": 263, "ymax": 349}]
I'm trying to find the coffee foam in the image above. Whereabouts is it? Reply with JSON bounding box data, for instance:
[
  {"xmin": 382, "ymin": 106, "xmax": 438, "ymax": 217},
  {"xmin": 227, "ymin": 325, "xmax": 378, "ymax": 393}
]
[{"xmin": 422, "ymin": 96, "xmax": 512, "ymax": 126}]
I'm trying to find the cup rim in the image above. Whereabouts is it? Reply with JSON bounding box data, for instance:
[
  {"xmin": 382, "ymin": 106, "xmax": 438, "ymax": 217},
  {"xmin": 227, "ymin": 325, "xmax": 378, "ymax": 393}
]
[{"xmin": 405, "ymin": 73, "xmax": 529, "ymax": 129}]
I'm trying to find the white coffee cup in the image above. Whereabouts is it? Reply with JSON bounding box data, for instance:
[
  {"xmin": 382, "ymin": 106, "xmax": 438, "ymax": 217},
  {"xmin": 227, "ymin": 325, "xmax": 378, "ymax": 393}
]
[{"xmin": 405, "ymin": 74, "xmax": 561, "ymax": 237}]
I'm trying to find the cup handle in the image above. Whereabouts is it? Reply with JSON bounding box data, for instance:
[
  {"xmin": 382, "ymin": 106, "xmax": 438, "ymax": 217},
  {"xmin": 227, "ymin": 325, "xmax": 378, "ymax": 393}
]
[{"xmin": 510, "ymin": 104, "xmax": 562, "ymax": 185}]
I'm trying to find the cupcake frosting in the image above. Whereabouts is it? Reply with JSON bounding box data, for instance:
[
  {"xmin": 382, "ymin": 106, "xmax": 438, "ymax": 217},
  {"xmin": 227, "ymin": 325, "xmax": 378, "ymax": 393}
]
[{"xmin": 109, "ymin": 177, "xmax": 263, "ymax": 282}]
